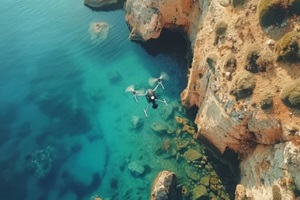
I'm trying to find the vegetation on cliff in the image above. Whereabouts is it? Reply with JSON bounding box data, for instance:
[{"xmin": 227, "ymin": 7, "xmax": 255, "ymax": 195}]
[
  {"xmin": 258, "ymin": 0, "xmax": 300, "ymax": 29},
  {"xmin": 230, "ymin": 71, "xmax": 256, "ymax": 99},
  {"xmin": 276, "ymin": 31, "xmax": 300, "ymax": 62},
  {"xmin": 280, "ymin": 79, "xmax": 300, "ymax": 108}
]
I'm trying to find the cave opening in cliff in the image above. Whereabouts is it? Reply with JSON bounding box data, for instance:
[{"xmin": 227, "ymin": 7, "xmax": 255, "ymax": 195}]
[{"xmin": 141, "ymin": 28, "xmax": 192, "ymax": 66}]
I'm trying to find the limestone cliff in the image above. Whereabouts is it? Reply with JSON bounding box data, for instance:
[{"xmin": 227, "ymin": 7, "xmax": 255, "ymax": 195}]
[
  {"xmin": 125, "ymin": 0, "xmax": 300, "ymax": 199},
  {"xmin": 125, "ymin": 0, "xmax": 207, "ymax": 43}
]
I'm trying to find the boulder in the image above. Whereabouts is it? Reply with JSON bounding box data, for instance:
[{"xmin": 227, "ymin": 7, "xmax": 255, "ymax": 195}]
[
  {"xmin": 185, "ymin": 166, "xmax": 201, "ymax": 181},
  {"xmin": 151, "ymin": 170, "xmax": 181, "ymax": 200},
  {"xmin": 128, "ymin": 161, "xmax": 146, "ymax": 177},
  {"xmin": 150, "ymin": 122, "xmax": 169, "ymax": 134},
  {"xmin": 183, "ymin": 149, "xmax": 202, "ymax": 162},
  {"xmin": 192, "ymin": 185, "xmax": 208, "ymax": 199}
]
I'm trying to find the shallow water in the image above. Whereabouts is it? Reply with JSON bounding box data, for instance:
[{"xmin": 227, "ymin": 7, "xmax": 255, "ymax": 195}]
[{"xmin": 0, "ymin": 0, "xmax": 190, "ymax": 199}]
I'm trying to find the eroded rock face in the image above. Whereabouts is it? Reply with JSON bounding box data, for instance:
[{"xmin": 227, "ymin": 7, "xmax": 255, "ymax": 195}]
[
  {"xmin": 125, "ymin": 0, "xmax": 205, "ymax": 42},
  {"xmin": 150, "ymin": 170, "xmax": 181, "ymax": 200},
  {"xmin": 178, "ymin": 0, "xmax": 300, "ymax": 198},
  {"xmin": 239, "ymin": 142, "xmax": 300, "ymax": 199}
]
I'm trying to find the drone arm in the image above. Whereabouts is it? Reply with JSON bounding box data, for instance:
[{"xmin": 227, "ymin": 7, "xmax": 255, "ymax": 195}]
[
  {"xmin": 133, "ymin": 94, "xmax": 138, "ymax": 102},
  {"xmin": 143, "ymin": 103, "xmax": 150, "ymax": 117},
  {"xmin": 155, "ymin": 98, "xmax": 168, "ymax": 106},
  {"xmin": 153, "ymin": 83, "xmax": 160, "ymax": 91}
]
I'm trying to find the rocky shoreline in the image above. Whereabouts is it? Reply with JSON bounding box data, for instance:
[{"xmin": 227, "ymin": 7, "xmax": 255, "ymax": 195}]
[{"xmin": 86, "ymin": 0, "xmax": 300, "ymax": 199}]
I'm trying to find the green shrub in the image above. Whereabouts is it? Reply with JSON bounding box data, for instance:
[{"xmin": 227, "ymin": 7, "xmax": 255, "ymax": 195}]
[
  {"xmin": 280, "ymin": 79, "xmax": 300, "ymax": 108},
  {"xmin": 258, "ymin": 0, "xmax": 288, "ymax": 28},
  {"xmin": 230, "ymin": 71, "xmax": 256, "ymax": 100},
  {"xmin": 224, "ymin": 54, "xmax": 237, "ymax": 73},
  {"xmin": 291, "ymin": 0, "xmax": 300, "ymax": 15},
  {"xmin": 260, "ymin": 93, "xmax": 273, "ymax": 110},
  {"xmin": 244, "ymin": 47, "xmax": 260, "ymax": 73},
  {"xmin": 215, "ymin": 21, "xmax": 228, "ymax": 36},
  {"xmin": 276, "ymin": 31, "xmax": 300, "ymax": 62},
  {"xmin": 258, "ymin": 0, "xmax": 300, "ymax": 28},
  {"xmin": 214, "ymin": 21, "xmax": 228, "ymax": 45},
  {"xmin": 231, "ymin": 0, "xmax": 246, "ymax": 7}
]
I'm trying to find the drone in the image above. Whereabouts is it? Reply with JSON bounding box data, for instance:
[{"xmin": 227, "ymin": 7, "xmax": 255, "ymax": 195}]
[{"xmin": 125, "ymin": 72, "xmax": 169, "ymax": 117}]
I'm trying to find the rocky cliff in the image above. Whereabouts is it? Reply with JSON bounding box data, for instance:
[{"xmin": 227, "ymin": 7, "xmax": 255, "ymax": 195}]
[{"xmin": 125, "ymin": 0, "xmax": 300, "ymax": 199}]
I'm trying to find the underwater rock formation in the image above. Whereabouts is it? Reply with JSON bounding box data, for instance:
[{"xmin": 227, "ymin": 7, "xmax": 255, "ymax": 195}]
[
  {"xmin": 150, "ymin": 170, "xmax": 180, "ymax": 200},
  {"xmin": 89, "ymin": 22, "xmax": 109, "ymax": 44},
  {"xmin": 25, "ymin": 146, "xmax": 56, "ymax": 178}
]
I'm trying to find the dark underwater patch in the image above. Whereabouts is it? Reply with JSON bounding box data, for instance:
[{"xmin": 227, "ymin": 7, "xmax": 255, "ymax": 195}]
[{"xmin": 59, "ymin": 171, "xmax": 102, "ymax": 199}]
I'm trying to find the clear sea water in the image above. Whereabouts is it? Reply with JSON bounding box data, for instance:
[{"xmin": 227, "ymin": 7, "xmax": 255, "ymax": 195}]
[{"xmin": 0, "ymin": 0, "xmax": 190, "ymax": 199}]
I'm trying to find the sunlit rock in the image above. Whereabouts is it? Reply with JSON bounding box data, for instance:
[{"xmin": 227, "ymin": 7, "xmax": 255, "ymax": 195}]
[
  {"xmin": 183, "ymin": 149, "xmax": 202, "ymax": 162},
  {"xmin": 151, "ymin": 170, "xmax": 181, "ymax": 200}
]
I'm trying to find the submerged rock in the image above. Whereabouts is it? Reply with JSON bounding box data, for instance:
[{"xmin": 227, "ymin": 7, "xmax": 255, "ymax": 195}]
[
  {"xmin": 131, "ymin": 115, "xmax": 143, "ymax": 130},
  {"xmin": 193, "ymin": 185, "xmax": 208, "ymax": 199},
  {"xmin": 128, "ymin": 161, "xmax": 146, "ymax": 177},
  {"xmin": 185, "ymin": 166, "xmax": 201, "ymax": 181},
  {"xmin": 89, "ymin": 22, "xmax": 109, "ymax": 44},
  {"xmin": 183, "ymin": 149, "xmax": 202, "ymax": 162},
  {"xmin": 25, "ymin": 146, "xmax": 56, "ymax": 178},
  {"xmin": 150, "ymin": 122, "xmax": 169, "ymax": 134}
]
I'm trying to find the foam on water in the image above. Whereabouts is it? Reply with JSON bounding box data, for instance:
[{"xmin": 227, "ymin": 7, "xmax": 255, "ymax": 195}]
[{"xmin": 0, "ymin": 0, "xmax": 189, "ymax": 199}]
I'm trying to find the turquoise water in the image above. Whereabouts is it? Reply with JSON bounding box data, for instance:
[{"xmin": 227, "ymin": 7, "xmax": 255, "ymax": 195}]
[{"xmin": 0, "ymin": 0, "xmax": 189, "ymax": 199}]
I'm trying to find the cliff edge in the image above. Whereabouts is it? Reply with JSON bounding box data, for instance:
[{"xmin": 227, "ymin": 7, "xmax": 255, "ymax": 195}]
[{"xmin": 125, "ymin": 0, "xmax": 300, "ymax": 199}]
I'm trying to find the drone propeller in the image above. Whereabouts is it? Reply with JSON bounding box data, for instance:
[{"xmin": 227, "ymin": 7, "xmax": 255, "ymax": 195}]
[
  {"xmin": 125, "ymin": 85, "xmax": 136, "ymax": 93},
  {"xmin": 125, "ymin": 85, "xmax": 145, "ymax": 94},
  {"xmin": 148, "ymin": 72, "xmax": 170, "ymax": 86}
]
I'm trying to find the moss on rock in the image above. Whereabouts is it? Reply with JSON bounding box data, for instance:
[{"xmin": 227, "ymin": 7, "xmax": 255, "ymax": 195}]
[
  {"xmin": 276, "ymin": 31, "xmax": 300, "ymax": 62},
  {"xmin": 214, "ymin": 21, "xmax": 228, "ymax": 45},
  {"xmin": 215, "ymin": 21, "xmax": 228, "ymax": 36},
  {"xmin": 244, "ymin": 47, "xmax": 260, "ymax": 73},
  {"xmin": 230, "ymin": 0, "xmax": 246, "ymax": 7},
  {"xmin": 258, "ymin": 0, "xmax": 300, "ymax": 28},
  {"xmin": 291, "ymin": 0, "xmax": 300, "ymax": 15},
  {"xmin": 230, "ymin": 71, "xmax": 256, "ymax": 99},
  {"xmin": 193, "ymin": 185, "xmax": 208, "ymax": 200},
  {"xmin": 280, "ymin": 79, "xmax": 300, "ymax": 108},
  {"xmin": 260, "ymin": 93, "xmax": 273, "ymax": 110},
  {"xmin": 224, "ymin": 54, "xmax": 237, "ymax": 73},
  {"xmin": 258, "ymin": 0, "xmax": 288, "ymax": 28}
]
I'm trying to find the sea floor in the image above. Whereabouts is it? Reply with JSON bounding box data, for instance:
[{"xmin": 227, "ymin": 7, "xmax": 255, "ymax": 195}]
[{"xmin": 0, "ymin": 0, "xmax": 237, "ymax": 199}]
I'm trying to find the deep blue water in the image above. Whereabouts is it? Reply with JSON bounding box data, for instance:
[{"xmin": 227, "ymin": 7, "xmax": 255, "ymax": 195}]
[{"xmin": 0, "ymin": 0, "xmax": 188, "ymax": 199}]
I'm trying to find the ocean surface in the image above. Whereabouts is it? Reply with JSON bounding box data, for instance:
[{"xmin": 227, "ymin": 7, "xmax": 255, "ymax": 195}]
[{"xmin": 0, "ymin": 0, "xmax": 191, "ymax": 199}]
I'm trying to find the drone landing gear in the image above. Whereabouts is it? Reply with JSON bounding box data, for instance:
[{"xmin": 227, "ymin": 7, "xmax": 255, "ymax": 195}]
[{"xmin": 143, "ymin": 98, "xmax": 168, "ymax": 118}]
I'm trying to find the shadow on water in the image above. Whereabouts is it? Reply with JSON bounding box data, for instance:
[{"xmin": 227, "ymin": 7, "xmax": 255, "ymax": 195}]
[
  {"xmin": 0, "ymin": 153, "xmax": 29, "ymax": 200},
  {"xmin": 26, "ymin": 49, "xmax": 95, "ymax": 145},
  {"xmin": 84, "ymin": 0, "xmax": 125, "ymax": 12},
  {"xmin": 58, "ymin": 171, "xmax": 101, "ymax": 200}
]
